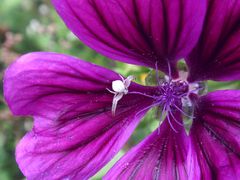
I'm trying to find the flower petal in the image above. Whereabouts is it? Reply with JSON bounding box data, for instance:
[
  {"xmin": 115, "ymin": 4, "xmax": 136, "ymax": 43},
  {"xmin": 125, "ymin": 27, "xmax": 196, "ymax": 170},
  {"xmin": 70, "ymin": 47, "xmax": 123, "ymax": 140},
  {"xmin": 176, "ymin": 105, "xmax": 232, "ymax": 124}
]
[
  {"xmin": 4, "ymin": 52, "xmax": 152, "ymax": 121},
  {"xmin": 16, "ymin": 103, "xmax": 148, "ymax": 179},
  {"xmin": 105, "ymin": 116, "xmax": 200, "ymax": 179},
  {"xmin": 187, "ymin": 0, "xmax": 240, "ymax": 82},
  {"xmin": 52, "ymin": 0, "xmax": 207, "ymax": 77},
  {"xmin": 190, "ymin": 90, "xmax": 240, "ymax": 179},
  {"xmin": 5, "ymin": 52, "xmax": 155, "ymax": 179}
]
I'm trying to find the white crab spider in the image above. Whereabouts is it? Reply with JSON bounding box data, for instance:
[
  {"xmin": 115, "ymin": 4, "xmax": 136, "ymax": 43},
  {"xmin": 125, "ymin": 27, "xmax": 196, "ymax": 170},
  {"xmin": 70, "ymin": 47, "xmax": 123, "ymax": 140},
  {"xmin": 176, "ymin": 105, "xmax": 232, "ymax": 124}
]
[{"xmin": 107, "ymin": 75, "xmax": 135, "ymax": 116}]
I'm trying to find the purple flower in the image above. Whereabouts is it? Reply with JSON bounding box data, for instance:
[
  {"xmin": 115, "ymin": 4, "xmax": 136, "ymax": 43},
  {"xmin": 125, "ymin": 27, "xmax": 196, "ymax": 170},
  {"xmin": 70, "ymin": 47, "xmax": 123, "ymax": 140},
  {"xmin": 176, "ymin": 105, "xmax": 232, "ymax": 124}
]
[{"xmin": 3, "ymin": 0, "xmax": 240, "ymax": 179}]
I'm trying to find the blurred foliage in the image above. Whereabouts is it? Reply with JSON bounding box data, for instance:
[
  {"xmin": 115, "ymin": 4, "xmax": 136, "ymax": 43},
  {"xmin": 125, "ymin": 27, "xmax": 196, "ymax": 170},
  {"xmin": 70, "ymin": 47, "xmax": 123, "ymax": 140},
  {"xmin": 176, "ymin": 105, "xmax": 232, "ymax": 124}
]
[{"xmin": 0, "ymin": 0, "xmax": 239, "ymax": 180}]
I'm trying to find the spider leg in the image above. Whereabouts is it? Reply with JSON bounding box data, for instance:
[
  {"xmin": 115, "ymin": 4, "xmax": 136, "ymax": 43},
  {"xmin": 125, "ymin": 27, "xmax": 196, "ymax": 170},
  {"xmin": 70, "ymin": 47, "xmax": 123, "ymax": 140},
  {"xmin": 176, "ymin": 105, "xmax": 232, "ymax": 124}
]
[
  {"xmin": 112, "ymin": 93, "xmax": 124, "ymax": 116},
  {"xmin": 106, "ymin": 88, "xmax": 116, "ymax": 94},
  {"xmin": 119, "ymin": 74, "xmax": 125, "ymax": 81},
  {"xmin": 124, "ymin": 75, "xmax": 135, "ymax": 88}
]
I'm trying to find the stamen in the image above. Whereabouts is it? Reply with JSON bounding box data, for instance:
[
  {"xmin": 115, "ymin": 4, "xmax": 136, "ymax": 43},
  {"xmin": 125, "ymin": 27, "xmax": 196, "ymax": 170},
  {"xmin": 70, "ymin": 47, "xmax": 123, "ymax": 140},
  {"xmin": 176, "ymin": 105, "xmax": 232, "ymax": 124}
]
[
  {"xmin": 158, "ymin": 104, "xmax": 166, "ymax": 134},
  {"xmin": 173, "ymin": 104, "xmax": 195, "ymax": 119},
  {"xmin": 168, "ymin": 109, "xmax": 184, "ymax": 127},
  {"xmin": 135, "ymin": 102, "xmax": 160, "ymax": 119},
  {"xmin": 166, "ymin": 111, "xmax": 178, "ymax": 133}
]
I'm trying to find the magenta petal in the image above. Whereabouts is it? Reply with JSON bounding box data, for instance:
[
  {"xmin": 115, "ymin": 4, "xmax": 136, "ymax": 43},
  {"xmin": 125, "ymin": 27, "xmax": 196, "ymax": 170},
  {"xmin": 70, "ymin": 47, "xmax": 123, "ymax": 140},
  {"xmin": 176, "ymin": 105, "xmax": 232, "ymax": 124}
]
[
  {"xmin": 105, "ymin": 117, "xmax": 200, "ymax": 179},
  {"xmin": 187, "ymin": 0, "xmax": 240, "ymax": 82},
  {"xmin": 16, "ymin": 103, "xmax": 148, "ymax": 179},
  {"xmin": 190, "ymin": 90, "xmax": 240, "ymax": 179},
  {"xmin": 6, "ymin": 52, "xmax": 154, "ymax": 179},
  {"xmin": 52, "ymin": 0, "xmax": 206, "ymax": 76},
  {"xmin": 4, "ymin": 52, "xmax": 151, "ymax": 120}
]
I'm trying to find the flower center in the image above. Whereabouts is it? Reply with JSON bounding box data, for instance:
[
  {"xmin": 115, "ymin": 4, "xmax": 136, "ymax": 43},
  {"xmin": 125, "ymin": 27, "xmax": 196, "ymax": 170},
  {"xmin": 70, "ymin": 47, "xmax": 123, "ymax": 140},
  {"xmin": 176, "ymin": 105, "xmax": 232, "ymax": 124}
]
[
  {"xmin": 148, "ymin": 77, "xmax": 192, "ymax": 132},
  {"xmin": 107, "ymin": 64, "xmax": 206, "ymax": 133},
  {"xmin": 156, "ymin": 80, "xmax": 189, "ymax": 106}
]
